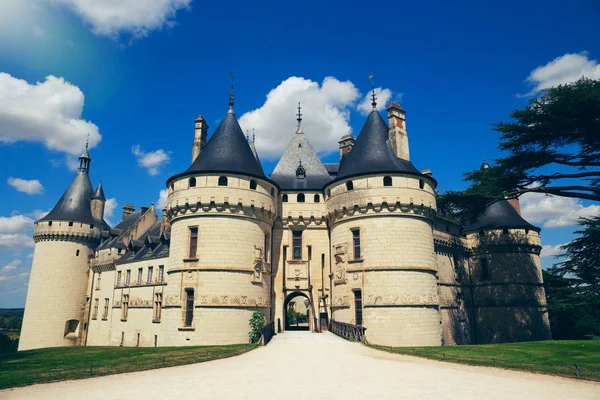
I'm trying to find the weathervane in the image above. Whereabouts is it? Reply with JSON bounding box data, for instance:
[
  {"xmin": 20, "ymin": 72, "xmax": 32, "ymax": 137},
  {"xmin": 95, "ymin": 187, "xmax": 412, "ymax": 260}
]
[
  {"xmin": 252, "ymin": 128, "xmax": 256, "ymax": 144},
  {"xmin": 369, "ymin": 73, "xmax": 377, "ymax": 110},
  {"xmin": 297, "ymin": 102, "xmax": 303, "ymax": 126},
  {"xmin": 86, "ymin": 132, "xmax": 90, "ymax": 149},
  {"xmin": 228, "ymin": 72, "xmax": 235, "ymax": 110}
]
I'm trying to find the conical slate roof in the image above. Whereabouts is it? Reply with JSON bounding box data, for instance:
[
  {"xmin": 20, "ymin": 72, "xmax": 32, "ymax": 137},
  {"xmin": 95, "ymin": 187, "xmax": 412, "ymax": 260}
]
[
  {"xmin": 92, "ymin": 182, "xmax": 106, "ymax": 200},
  {"xmin": 181, "ymin": 111, "xmax": 265, "ymax": 179},
  {"xmin": 335, "ymin": 110, "xmax": 420, "ymax": 180},
  {"xmin": 465, "ymin": 199, "xmax": 540, "ymax": 232},
  {"xmin": 270, "ymin": 127, "xmax": 332, "ymax": 190},
  {"xmin": 40, "ymin": 172, "xmax": 108, "ymax": 228}
]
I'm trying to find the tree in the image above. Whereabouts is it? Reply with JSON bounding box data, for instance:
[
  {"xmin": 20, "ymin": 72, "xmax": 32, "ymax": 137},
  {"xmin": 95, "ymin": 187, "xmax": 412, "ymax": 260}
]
[{"xmin": 441, "ymin": 78, "xmax": 600, "ymax": 221}]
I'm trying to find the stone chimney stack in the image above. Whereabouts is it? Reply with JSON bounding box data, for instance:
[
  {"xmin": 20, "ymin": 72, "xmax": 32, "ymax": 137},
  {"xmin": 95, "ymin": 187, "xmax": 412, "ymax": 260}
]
[
  {"xmin": 508, "ymin": 197, "xmax": 521, "ymax": 215},
  {"xmin": 338, "ymin": 134, "xmax": 355, "ymax": 160},
  {"xmin": 192, "ymin": 115, "xmax": 209, "ymax": 163},
  {"xmin": 160, "ymin": 208, "xmax": 171, "ymax": 235},
  {"xmin": 386, "ymin": 102, "xmax": 409, "ymax": 161},
  {"xmin": 122, "ymin": 204, "xmax": 135, "ymax": 219}
]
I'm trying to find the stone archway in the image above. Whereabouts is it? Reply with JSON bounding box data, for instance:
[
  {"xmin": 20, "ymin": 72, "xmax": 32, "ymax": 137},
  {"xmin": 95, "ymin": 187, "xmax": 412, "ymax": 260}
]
[{"xmin": 283, "ymin": 292, "xmax": 312, "ymax": 331}]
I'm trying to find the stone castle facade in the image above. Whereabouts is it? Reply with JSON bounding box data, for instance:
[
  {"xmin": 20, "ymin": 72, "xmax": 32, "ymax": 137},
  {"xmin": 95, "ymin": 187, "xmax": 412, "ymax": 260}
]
[{"xmin": 19, "ymin": 93, "xmax": 551, "ymax": 351}]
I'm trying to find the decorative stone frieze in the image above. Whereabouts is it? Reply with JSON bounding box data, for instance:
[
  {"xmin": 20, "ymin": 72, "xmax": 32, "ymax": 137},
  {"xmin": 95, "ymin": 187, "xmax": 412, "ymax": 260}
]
[{"xmin": 365, "ymin": 294, "xmax": 439, "ymax": 307}]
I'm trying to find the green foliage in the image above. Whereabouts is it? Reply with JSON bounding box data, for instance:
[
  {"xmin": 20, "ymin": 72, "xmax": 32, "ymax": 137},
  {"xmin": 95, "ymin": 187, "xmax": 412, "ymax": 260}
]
[
  {"xmin": 0, "ymin": 332, "xmax": 18, "ymax": 354},
  {"xmin": 248, "ymin": 311, "xmax": 265, "ymax": 344},
  {"xmin": 0, "ymin": 309, "xmax": 23, "ymax": 331}
]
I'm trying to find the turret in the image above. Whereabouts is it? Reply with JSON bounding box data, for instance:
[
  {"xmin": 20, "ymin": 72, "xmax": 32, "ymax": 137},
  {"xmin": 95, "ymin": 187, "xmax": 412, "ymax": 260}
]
[
  {"xmin": 386, "ymin": 101, "xmax": 409, "ymax": 161},
  {"xmin": 20, "ymin": 145, "xmax": 108, "ymax": 350},
  {"xmin": 338, "ymin": 135, "xmax": 355, "ymax": 160},
  {"xmin": 91, "ymin": 182, "xmax": 106, "ymax": 221},
  {"xmin": 191, "ymin": 115, "xmax": 208, "ymax": 162}
]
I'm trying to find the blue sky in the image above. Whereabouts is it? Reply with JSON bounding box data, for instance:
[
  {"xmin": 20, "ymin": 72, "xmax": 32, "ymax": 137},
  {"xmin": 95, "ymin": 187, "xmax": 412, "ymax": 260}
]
[{"xmin": 1, "ymin": 0, "xmax": 599, "ymax": 307}]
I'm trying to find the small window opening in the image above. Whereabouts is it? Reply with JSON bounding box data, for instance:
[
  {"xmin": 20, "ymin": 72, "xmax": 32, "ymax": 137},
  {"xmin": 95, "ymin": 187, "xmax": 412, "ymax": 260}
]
[
  {"xmin": 479, "ymin": 230, "xmax": 485, "ymax": 237},
  {"xmin": 90, "ymin": 225, "xmax": 94, "ymax": 229},
  {"xmin": 346, "ymin": 181, "xmax": 353, "ymax": 191},
  {"xmin": 189, "ymin": 177, "xmax": 196, "ymax": 187},
  {"xmin": 383, "ymin": 176, "xmax": 392, "ymax": 186},
  {"xmin": 64, "ymin": 319, "xmax": 79, "ymax": 337},
  {"xmin": 525, "ymin": 229, "xmax": 529, "ymax": 234},
  {"xmin": 282, "ymin": 194, "xmax": 288, "ymax": 202},
  {"xmin": 297, "ymin": 193, "xmax": 305, "ymax": 203},
  {"xmin": 185, "ymin": 289, "xmax": 195, "ymax": 327},
  {"xmin": 68, "ymin": 221, "xmax": 73, "ymax": 227},
  {"xmin": 250, "ymin": 180, "xmax": 257, "ymax": 190},
  {"xmin": 189, "ymin": 227, "xmax": 198, "ymax": 259},
  {"xmin": 271, "ymin": 188, "xmax": 275, "ymax": 196},
  {"xmin": 327, "ymin": 189, "xmax": 331, "ymax": 197},
  {"xmin": 136, "ymin": 333, "xmax": 140, "ymax": 347},
  {"xmin": 314, "ymin": 194, "xmax": 320, "ymax": 203},
  {"xmin": 292, "ymin": 230, "xmax": 302, "ymax": 260},
  {"xmin": 352, "ymin": 229, "xmax": 361, "ymax": 259},
  {"xmin": 48, "ymin": 221, "xmax": 52, "ymax": 226},
  {"xmin": 296, "ymin": 163, "xmax": 306, "ymax": 179},
  {"xmin": 419, "ymin": 179, "xmax": 425, "ymax": 189},
  {"xmin": 218, "ymin": 176, "xmax": 228, "ymax": 186},
  {"xmin": 503, "ymin": 228, "xmax": 509, "ymax": 235},
  {"xmin": 354, "ymin": 290, "xmax": 363, "ymax": 326},
  {"xmin": 76, "ymin": 249, "xmax": 80, "ymax": 256}
]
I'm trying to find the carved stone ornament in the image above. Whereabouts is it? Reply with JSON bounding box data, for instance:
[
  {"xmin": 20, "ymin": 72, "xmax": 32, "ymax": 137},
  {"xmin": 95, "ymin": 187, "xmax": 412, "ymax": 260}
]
[{"xmin": 365, "ymin": 294, "xmax": 439, "ymax": 306}]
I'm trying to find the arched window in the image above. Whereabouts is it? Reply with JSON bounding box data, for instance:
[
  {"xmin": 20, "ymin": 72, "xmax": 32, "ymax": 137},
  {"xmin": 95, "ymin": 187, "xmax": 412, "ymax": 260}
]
[
  {"xmin": 419, "ymin": 179, "xmax": 425, "ymax": 189},
  {"xmin": 189, "ymin": 177, "xmax": 196, "ymax": 187},
  {"xmin": 218, "ymin": 176, "xmax": 228, "ymax": 186},
  {"xmin": 270, "ymin": 188, "xmax": 275, "ymax": 196},
  {"xmin": 346, "ymin": 181, "xmax": 354, "ymax": 191},
  {"xmin": 282, "ymin": 194, "xmax": 288, "ymax": 202},
  {"xmin": 314, "ymin": 194, "xmax": 320, "ymax": 203},
  {"xmin": 250, "ymin": 180, "xmax": 257, "ymax": 190},
  {"xmin": 297, "ymin": 193, "xmax": 305, "ymax": 202},
  {"xmin": 383, "ymin": 176, "xmax": 392, "ymax": 186},
  {"xmin": 327, "ymin": 189, "xmax": 331, "ymax": 197},
  {"xmin": 296, "ymin": 163, "xmax": 306, "ymax": 179}
]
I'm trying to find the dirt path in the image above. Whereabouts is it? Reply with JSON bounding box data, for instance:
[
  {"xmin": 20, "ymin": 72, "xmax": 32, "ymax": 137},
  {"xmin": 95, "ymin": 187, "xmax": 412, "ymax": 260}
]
[{"xmin": 1, "ymin": 332, "xmax": 598, "ymax": 400}]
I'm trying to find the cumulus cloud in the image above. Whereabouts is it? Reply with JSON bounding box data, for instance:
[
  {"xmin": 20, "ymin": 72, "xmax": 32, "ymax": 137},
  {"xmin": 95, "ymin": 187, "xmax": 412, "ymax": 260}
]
[
  {"xmin": 0, "ymin": 215, "xmax": 35, "ymax": 234},
  {"xmin": 49, "ymin": 0, "xmax": 192, "ymax": 38},
  {"xmin": 540, "ymin": 244, "xmax": 566, "ymax": 259},
  {"xmin": 239, "ymin": 76, "xmax": 361, "ymax": 159},
  {"xmin": 520, "ymin": 192, "xmax": 600, "ymax": 228},
  {"xmin": 0, "ymin": 259, "xmax": 31, "ymax": 289},
  {"xmin": 357, "ymin": 87, "xmax": 393, "ymax": 115},
  {"xmin": 104, "ymin": 197, "xmax": 118, "ymax": 225},
  {"xmin": 1, "ymin": 259, "xmax": 21, "ymax": 272},
  {"xmin": 132, "ymin": 145, "xmax": 171, "ymax": 176},
  {"xmin": 0, "ymin": 214, "xmax": 35, "ymax": 250},
  {"xmin": 523, "ymin": 52, "xmax": 600, "ymax": 96},
  {"xmin": 156, "ymin": 189, "xmax": 168, "ymax": 210},
  {"xmin": 0, "ymin": 73, "xmax": 101, "ymax": 158},
  {"xmin": 7, "ymin": 177, "xmax": 44, "ymax": 195}
]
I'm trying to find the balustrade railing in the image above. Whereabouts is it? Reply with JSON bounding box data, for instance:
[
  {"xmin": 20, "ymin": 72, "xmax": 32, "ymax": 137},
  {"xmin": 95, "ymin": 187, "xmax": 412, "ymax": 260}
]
[{"xmin": 329, "ymin": 320, "xmax": 367, "ymax": 344}]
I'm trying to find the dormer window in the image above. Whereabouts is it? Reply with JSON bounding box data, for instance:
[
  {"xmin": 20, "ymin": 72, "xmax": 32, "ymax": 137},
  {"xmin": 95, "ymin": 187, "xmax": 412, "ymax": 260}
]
[
  {"xmin": 249, "ymin": 180, "xmax": 257, "ymax": 190},
  {"xmin": 218, "ymin": 176, "xmax": 228, "ymax": 186},
  {"xmin": 189, "ymin": 177, "xmax": 196, "ymax": 187},
  {"xmin": 296, "ymin": 162, "xmax": 306, "ymax": 179}
]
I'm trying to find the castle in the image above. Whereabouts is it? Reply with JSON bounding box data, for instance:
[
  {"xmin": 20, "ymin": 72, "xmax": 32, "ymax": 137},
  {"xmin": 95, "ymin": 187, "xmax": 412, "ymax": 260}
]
[{"xmin": 18, "ymin": 90, "xmax": 551, "ymax": 350}]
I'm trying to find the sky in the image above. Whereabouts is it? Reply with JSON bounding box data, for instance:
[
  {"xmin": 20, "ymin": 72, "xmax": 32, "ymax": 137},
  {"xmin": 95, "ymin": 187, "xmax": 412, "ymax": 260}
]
[{"xmin": 0, "ymin": 0, "xmax": 599, "ymax": 308}]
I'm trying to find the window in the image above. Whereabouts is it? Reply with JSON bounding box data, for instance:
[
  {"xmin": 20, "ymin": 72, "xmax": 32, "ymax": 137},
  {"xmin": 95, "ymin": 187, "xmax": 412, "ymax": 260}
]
[
  {"xmin": 154, "ymin": 293, "xmax": 163, "ymax": 322},
  {"xmin": 314, "ymin": 194, "xmax": 320, "ymax": 203},
  {"xmin": 76, "ymin": 249, "xmax": 80, "ymax": 257},
  {"xmin": 69, "ymin": 221, "xmax": 73, "ymax": 227},
  {"xmin": 120, "ymin": 332, "xmax": 125, "ymax": 346},
  {"xmin": 264, "ymin": 234, "xmax": 270, "ymax": 262},
  {"xmin": 117, "ymin": 271, "xmax": 122, "ymax": 286},
  {"xmin": 296, "ymin": 164, "xmax": 306, "ymax": 179},
  {"xmin": 189, "ymin": 227, "xmax": 198, "ymax": 259},
  {"xmin": 189, "ymin": 177, "xmax": 196, "ymax": 187},
  {"xmin": 136, "ymin": 333, "xmax": 140, "ymax": 347},
  {"xmin": 354, "ymin": 290, "xmax": 363, "ymax": 326},
  {"xmin": 118, "ymin": 248, "xmax": 123, "ymax": 255},
  {"xmin": 327, "ymin": 189, "xmax": 331, "ymax": 197},
  {"xmin": 95, "ymin": 273, "xmax": 101, "ymax": 290},
  {"xmin": 346, "ymin": 181, "xmax": 353, "ymax": 191},
  {"xmin": 502, "ymin": 228, "xmax": 509, "ymax": 235},
  {"xmin": 297, "ymin": 193, "xmax": 305, "ymax": 203},
  {"xmin": 383, "ymin": 176, "xmax": 392, "ymax": 186},
  {"xmin": 126, "ymin": 270, "xmax": 131, "ymax": 285},
  {"xmin": 48, "ymin": 221, "xmax": 52, "ymax": 226},
  {"xmin": 103, "ymin": 298, "xmax": 109, "ymax": 319},
  {"xmin": 292, "ymin": 230, "xmax": 302, "ymax": 260},
  {"xmin": 137, "ymin": 268, "xmax": 143, "ymax": 285},
  {"xmin": 271, "ymin": 188, "xmax": 275, "ymax": 196},
  {"xmin": 90, "ymin": 224, "xmax": 94, "ymax": 229},
  {"xmin": 478, "ymin": 230, "xmax": 485, "ymax": 237},
  {"xmin": 282, "ymin": 194, "xmax": 288, "ymax": 202},
  {"xmin": 218, "ymin": 176, "xmax": 228, "ymax": 186},
  {"xmin": 419, "ymin": 179, "xmax": 425, "ymax": 189},
  {"xmin": 147, "ymin": 266, "xmax": 153, "ymax": 284},
  {"xmin": 158, "ymin": 266, "xmax": 164, "ymax": 283},
  {"xmin": 64, "ymin": 320, "xmax": 78, "ymax": 337},
  {"xmin": 92, "ymin": 299, "xmax": 99, "ymax": 320},
  {"xmin": 154, "ymin": 335, "xmax": 158, "ymax": 347},
  {"xmin": 184, "ymin": 289, "xmax": 194, "ymax": 327},
  {"xmin": 352, "ymin": 229, "xmax": 361, "ymax": 259},
  {"xmin": 250, "ymin": 180, "xmax": 257, "ymax": 190},
  {"xmin": 481, "ymin": 258, "xmax": 489, "ymax": 281},
  {"xmin": 122, "ymin": 294, "xmax": 129, "ymax": 320}
]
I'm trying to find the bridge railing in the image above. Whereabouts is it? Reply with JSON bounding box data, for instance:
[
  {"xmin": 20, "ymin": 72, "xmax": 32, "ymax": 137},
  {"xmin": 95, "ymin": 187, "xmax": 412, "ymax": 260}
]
[
  {"xmin": 329, "ymin": 320, "xmax": 367, "ymax": 344},
  {"xmin": 261, "ymin": 320, "xmax": 275, "ymax": 345}
]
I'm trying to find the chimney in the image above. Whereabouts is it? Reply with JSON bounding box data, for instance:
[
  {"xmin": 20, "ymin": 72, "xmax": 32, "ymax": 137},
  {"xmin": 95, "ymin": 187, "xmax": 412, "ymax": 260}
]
[
  {"xmin": 122, "ymin": 204, "xmax": 135, "ymax": 219},
  {"xmin": 386, "ymin": 102, "xmax": 409, "ymax": 160},
  {"xmin": 338, "ymin": 134, "xmax": 355, "ymax": 160},
  {"xmin": 192, "ymin": 115, "xmax": 209, "ymax": 163},
  {"xmin": 160, "ymin": 208, "xmax": 171, "ymax": 235},
  {"xmin": 508, "ymin": 197, "xmax": 521, "ymax": 215}
]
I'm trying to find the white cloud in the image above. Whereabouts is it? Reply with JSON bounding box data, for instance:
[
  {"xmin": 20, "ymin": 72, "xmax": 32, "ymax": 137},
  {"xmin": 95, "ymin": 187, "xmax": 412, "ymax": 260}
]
[
  {"xmin": 540, "ymin": 244, "xmax": 566, "ymax": 259},
  {"xmin": 28, "ymin": 209, "xmax": 49, "ymax": 220},
  {"xmin": 49, "ymin": 0, "xmax": 192, "ymax": 38},
  {"xmin": 156, "ymin": 189, "xmax": 168, "ymax": 210},
  {"xmin": 132, "ymin": 145, "xmax": 171, "ymax": 176},
  {"xmin": 0, "ymin": 234, "xmax": 34, "ymax": 250},
  {"xmin": 524, "ymin": 52, "xmax": 600, "ymax": 95},
  {"xmin": 104, "ymin": 197, "xmax": 117, "ymax": 225},
  {"xmin": 7, "ymin": 177, "xmax": 44, "ymax": 195},
  {"xmin": 1, "ymin": 259, "xmax": 21, "ymax": 272},
  {"xmin": 357, "ymin": 87, "xmax": 393, "ymax": 115},
  {"xmin": 0, "ymin": 73, "xmax": 101, "ymax": 158},
  {"xmin": 520, "ymin": 192, "xmax": 600, "ymax": 228},
  {"xmin": 0, "ymin": 215, "xmax": 34, "ymax": 234},
  {"xmin": 239, "ymin": 76, "xmax": 361, "ymax": 159}
]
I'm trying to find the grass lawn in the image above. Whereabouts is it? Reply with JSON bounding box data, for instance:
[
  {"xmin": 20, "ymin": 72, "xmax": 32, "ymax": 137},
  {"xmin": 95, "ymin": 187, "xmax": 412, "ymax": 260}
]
[
  {"xmin": 370, "ymin": 340, "xmax": 600, "ymax": 381},
  {"xmin": 0, "ymin": 343, "xmax": 256, "ymax": 389}
]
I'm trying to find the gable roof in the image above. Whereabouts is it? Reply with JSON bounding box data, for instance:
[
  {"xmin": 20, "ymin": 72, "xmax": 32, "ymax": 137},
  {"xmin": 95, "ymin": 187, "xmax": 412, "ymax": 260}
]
[{"xmin": 270, "ymin": 127, "xmax": 332, "ymax": 190}]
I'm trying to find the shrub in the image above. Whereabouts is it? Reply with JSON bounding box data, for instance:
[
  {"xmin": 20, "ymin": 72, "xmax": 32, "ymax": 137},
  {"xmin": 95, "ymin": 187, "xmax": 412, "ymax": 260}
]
[{"xmin": 249, "ymin": 311, "xmax": 265, "ymax": 344}]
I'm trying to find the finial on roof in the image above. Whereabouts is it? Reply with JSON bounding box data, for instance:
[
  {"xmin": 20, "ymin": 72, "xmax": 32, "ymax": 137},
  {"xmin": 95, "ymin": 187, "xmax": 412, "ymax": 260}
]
[
  {"xmin": 369, "ymin": 73, "xmax": 377, "ymax": 110},
  {"xmin": 228, "ymin": 72, "xmax": 235, "ymax": 113},
  {"xmin": 246, "ymin": 130, "xmax": 250, "ymax": 142},
  {"xmin": 481, "ymin": 159, "xmax": 491, "ymax": 170},
  {"xmin": 297, "ymin": 102, "xmax": 303, "ymax": 126},
  {"xmin": 252, "ymin": 128, "xmax": 256, "ymax": 144}
]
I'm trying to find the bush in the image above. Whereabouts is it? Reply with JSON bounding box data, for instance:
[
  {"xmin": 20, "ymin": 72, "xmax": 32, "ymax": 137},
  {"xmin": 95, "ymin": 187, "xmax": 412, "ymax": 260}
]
[
  {"xmin": 0, "ymin": 332, "xmax": 18, "ymax": 353},
  {"xmin": 248, "ymin": 311, "xmax": 265, "ymax": 344}
]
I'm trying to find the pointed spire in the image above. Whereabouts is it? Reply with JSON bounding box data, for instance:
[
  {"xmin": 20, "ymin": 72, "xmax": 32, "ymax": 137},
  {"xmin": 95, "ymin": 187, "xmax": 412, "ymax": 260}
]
[
  {"xmin": 369, "ymin": 74, "xmax": 377, "ymax": 110},
  {"xmin": 228, "ymin": 72, "xmax": 235, "ymax": 113},
  {"xmin": 93, "ymin": 181, "xmax": 106, "ymax": 201},
  {"xmin": 78, "ymin": 135, "xmax": 91, "ymax": 174},
  {"xmin": 252, "ymin": 128, "xmax": 256, "ymax": 144},
  {"xmin": 296, "ymin": 102, "xmax": 304, "ymax": 134}
]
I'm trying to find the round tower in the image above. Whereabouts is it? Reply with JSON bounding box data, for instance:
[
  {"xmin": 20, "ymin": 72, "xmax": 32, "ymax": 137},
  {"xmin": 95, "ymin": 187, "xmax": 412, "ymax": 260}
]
[
  {"xmin": 91, "ymin": 182, "xmax": 106, "ymax": 221},
  {"xmin": 160, "ymin": 94, "xmax": 277, "ymax": 345},
  {"xmin": 19, "ymin": 146, "xmax": 109, "ymax": 351},
  {"xmin": 464, "ymin": 195, "xmax": 551, "ymax": 343},
  {"xmin": 325, "ymin": 101, "xmax": 441, "ymax": 347}
]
